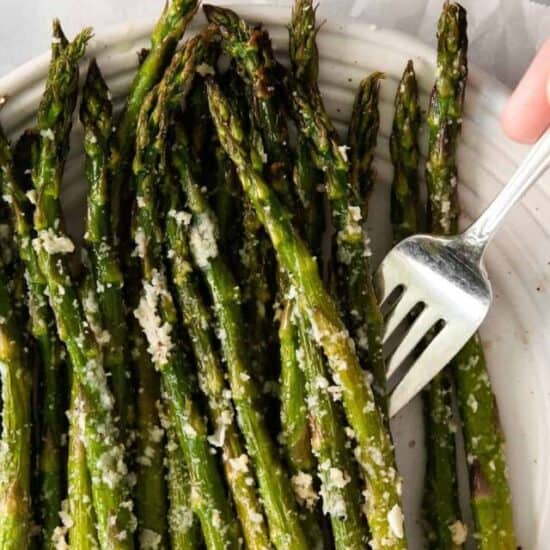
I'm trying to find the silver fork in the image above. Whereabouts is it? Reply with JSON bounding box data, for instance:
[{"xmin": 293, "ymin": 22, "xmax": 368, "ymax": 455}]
[{"xmin": 375, "ymin": 128, "xmax": 550, "ymax": 417}]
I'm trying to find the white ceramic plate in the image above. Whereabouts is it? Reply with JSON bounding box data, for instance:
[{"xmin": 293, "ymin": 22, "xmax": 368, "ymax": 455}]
[{"xmin": 1, "ymin": 5, "xmax": 548, "ymax": 548}]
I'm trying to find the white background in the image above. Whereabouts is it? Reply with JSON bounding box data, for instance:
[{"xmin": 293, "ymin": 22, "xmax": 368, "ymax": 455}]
[{"xmin": 0, "ymin": 0, "xmax": 549, "ymax": 89}]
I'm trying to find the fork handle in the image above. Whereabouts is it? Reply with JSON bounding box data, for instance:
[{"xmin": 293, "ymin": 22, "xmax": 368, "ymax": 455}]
[{"xmin": 462, "ymin": 126, "xmax": 550, "ymax": 257}]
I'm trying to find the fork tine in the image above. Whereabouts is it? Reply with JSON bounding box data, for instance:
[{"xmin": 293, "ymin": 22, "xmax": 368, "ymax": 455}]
[
  {"xmin": 374, "ymin": 259, "xmax": 402, "ymax": 304},
  {"xmin": 382, "ymin": 289, "xmax": 422, "ymax": 344},
  {"xmin": 388, "ymin": 321, "xmax": 473, "ymax": 417},
  {"xmin": 386, "ymin": 308, "xmax": 441, "ymax": 379}
]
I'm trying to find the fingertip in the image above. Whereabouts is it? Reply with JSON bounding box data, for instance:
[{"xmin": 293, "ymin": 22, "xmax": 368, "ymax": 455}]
[{"xmin": 501, "ymin": 39, "xmax": 550, "ymax": 144}]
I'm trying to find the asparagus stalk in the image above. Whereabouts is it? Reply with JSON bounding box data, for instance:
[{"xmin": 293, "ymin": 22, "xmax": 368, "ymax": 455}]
[
  {"xmin": 288, "ymin": 5, "xmax": 370, "ymax": 545},
  {"xmin": 212, "ymin": 72, "xmax": 247, "ymax": 268},
  {"xmin": 81, "ymin": 59, "xmax": 134, "ymax": 441},
  {"xmin": 0, "ymin": 235, "xmax": 33, "ymax": 550},
  {"xmin": 161, "ymin": 168, "xmax": 271, "ymax": 549},
  {"xmin": 69, "ymin": 283, "xmax": 101, "ymax": 550},
  {"xmin": 32, "ymin": 24, "xmax": 136, "ymax": 549},
  {"xmin": 83, "ymin": 57, "xmax": 166, "ymax": 544},
  {"xmin": 422, "ymin": 5, "xmax": 468, "ymax": 549},
  {"xmin": 128, "ymin": 33, "xmax": 218, "ymax": 548},
  {"xmin": 171, "ymin": 123, "xmax": 309, "ymax": 550},
  {"xmin": 213, "ymin": 143, "xmax": 242, "ymax": 271},
  {"xmin": 290, "ymin": 0, "xmax": 320, "ymax": 92},
  {"xmin": 341, "ymin": 72, "xmax": 391, "ymax": 419},
  {"xmin": 278, "ymin": 300, "xmax": 314, "ymax": 477},
  {"xmin": 277, "ymin": 293, "xmax": 326, "ymax": 544},
  {"xmin": 133, "ymin": 334, "xmax": 168, "ymax": 548},
  {"xmin": 111, "ymin": 0, "xmax": 198, "ymax": 242},
  {"xmin": 206, "ymin": 17, "xmax": 293, "ymax": 405},
  {"xmin": 132, "ymin": 52, "xmax": 242, "ymax": 548},
  {"xmin": 389, "ymin": 61, "xmax": 421, "ymax": 243},
  {"xmin": 207, "ymin": 11, "xmax": 319, "ymax": 505},
  {"xmin": 390, "ymin": 57, "xmax": 438, "ymax": 546},
  {"xmin": 426, "ymin": 4, "xmax": 516, "ymax": 547},
  {"xmin": 282, "ymin": 70, "xmax": 388, "ymax": 416},
  {"xmin": 454, "ymin": 337, "xmax": 515, "ymax": 549},
  {"xmin": 348, "ymin": 72, "xmax": 384, "ymax": 215},
  {"xmin": 203, "ymin": 4, "xmax": 294, "ymax": 202},
  {"xmin": 207, "ymin": 78, "xmax": 407, "ymax": 549},
  {"xmin": 423, "ymin": 373, "xmax": 460, "ymax": 548},
  {"xmin": 158, "ymin": 395, "xmax": 201, "ymax": 550},
  {"xmin": 66, "ymin": 380, "xmax": 99, "ymax": 550},
  {"xmin": 1, "ymin": 122, "xmax": 67, "ymax": 546}
]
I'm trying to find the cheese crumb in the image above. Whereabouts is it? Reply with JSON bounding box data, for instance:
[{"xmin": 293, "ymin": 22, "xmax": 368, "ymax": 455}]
[
  {"xmin": 291, "ymin": 471, "xmax": 318, "ymax": 510},
  {"xmin": 33, "ymin": 229, "xmax": 75, "ymax": 255},
  {"xmin": 449, "ymin": 520, "xmax": 468, "ymax": 545},
  {"xmin": 338, "ymin": 144, "xmax": 350, "ymax": 161},
  {"xmin": 40, "ymin": 128, "xmax": 55, "ymax": 141},
  {"xmin": 133, "ymin": 227, "xmax": 147, "ymax": 258},
  {"xmin": 467, "ymin": 393, "xmax": 479, "ymax": 413},
  {"xmin": 249, "ymin": 510, "xmax": 264, "ymax": 524},
  {"xmin": 26, "ymin": 189, "xmax": 37, "ymax": 205},
  {"xmin": 387, "ymin": 504, "xmax": 404, "ymax": 539},
  {"xmin": 189, "ymin": 212, "xmax": 218, "ymax": 268},
  {"xmin": 139, "ymin": 528, "xmax": 162, "ymax": 549},
  {"xmin": 319, "ymin": 465, "xmax": 350, "ymax": 518},
  {"xmin": 134, "ymin": 269, "xmax": 174, "ymax": 366},
  {"xmin": 229, "ymin": 454, "xmax": 249, "ymax": 474},
  {"xmin": 196, "ymin": 63, "xmax": 216, "ymax": 77}
]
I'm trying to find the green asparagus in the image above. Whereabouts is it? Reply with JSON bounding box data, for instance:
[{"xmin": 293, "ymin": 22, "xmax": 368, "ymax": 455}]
[
  {"xmin": 171, "ymin": 122, "xmax": 310, "ymax": 549},
  {"xmin": 290, "ymin": 0, "xmax": 320, "ymax": 92},
  {"xmin": 426, "ymin": 3, "xmax": 516, "ymax": 547},
  {"xmin": 134, "ymin": 340, "xmax": 168, "ymax": 547},
  {"xmin": 32, "ymin": 23, "xmax": 136, "ymax": 549},
  {"xmin": 0, "ymin": 229, "xmax": 33, "ymax": 550},
  {"xmin": 126, "ymin": 32, "xmax": 218, "ymax": 547},
  {"xmin": 289, "ymin": 5, "xmax": 369, "ymax": 546},
  {"xmin": 132, "ymin": 54, "xmax": 242, "ymax": 549},
  {"xmin": 423, "ymin": 5, "xmax": 467, "ymax": 549},
  {"xmin": 205, "ymin": 13, "xmax": 295, "ymax": 407},
  {"xmin": 1, "ymin": 121, "xmax": 67, "ymax": 547},
  {"xmin": 83, "ymin": 56, "xmax": 165, "ymax": 545},
  {"xmin": 207, "ymin": 78, "xmax": 407, "ymax": 549},
  {"xmin": 283, "ymin": 69, "xmax": 388, "ymax": 415},
  {"xmin": 161, "ymin": 167, "xmax": 271, "ymax": 549},
  {"xmin": 81, "ymin": 59, "xmax": 134, "ymax": 441},
  {"xmin": 348, "ymin": 72, "xmax": 384, "ymax": 215},
  {"xmin": 203, "ymin": 4, "xmax": 295, "ymax": 204},
  {"xmin": 278, "ymin": 300, "xmax": 313, "ymax": 477},
  {"xmin": 159, "ymin": 397, "xmax": 201, "ymax": 550},
  {"xmin": 389, "ymin": 61, "xmax": 421, "ymax": 243},
  {"xmin": 111, "ymin": 0, "xmax": 198, "ymax": 243},
  {"xmin": 454, "ymin": 336, "xmax": 516, "ymax": 549},
  {"xmin": 66, "ymin": 380, "xmax": 99, "ymax": 550},
  {"xmin": 70, "ymin": 279, "xmax": 102, "ymax": 550},
  {"xmin": 207, "ymin": 10, "xmax": 318, "ymax": 500}
]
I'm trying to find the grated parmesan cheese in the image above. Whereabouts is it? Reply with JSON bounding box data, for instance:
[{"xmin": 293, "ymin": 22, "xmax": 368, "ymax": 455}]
[
  {"xmin": 189, "ymin": 212, "xmax": 219, "ymax": 268},
  {"xmin": 40, "ymin": 128, "xmax": 55, "ymax": 141},
  {"xmin": 387, "ymin": 504, "xmax": 404, "ymax": 539},
  {"xmin": 291, "ymin": 471, "xmax": 318, "ymax": 510},
  {"xmin": 196, "ymin": 63, "xmax": 216, "ymax": 77},
  {"xmin": 133, "ymin": 228, "xmax": 147, "ymax": 259},
  {"xmin": 134, "ymin": 269, "xmax": 174, "ymax": 366},
  {"xmin": 449, "ymin": 520, "xmax": 468, "ymax": 545},
  {"xmin": 229, "ymin": 454, "xmax": 249, "ymax": 474},
  {"xmin": 33, "ymin": 229, "xmax": 75, "ymax": 255},
  {"xmin": 338, "ymin": 144, "xmax": 350, "ymax": 162},
  {"xmin": 139, "ymin": 528, "xmax": 162, "ymax": 549}
]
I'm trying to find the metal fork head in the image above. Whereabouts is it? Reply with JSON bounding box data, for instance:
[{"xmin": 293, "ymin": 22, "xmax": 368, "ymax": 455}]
[{"xmin": 374, "ymin": 233, "xmax": 492, "ymax": 417}]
